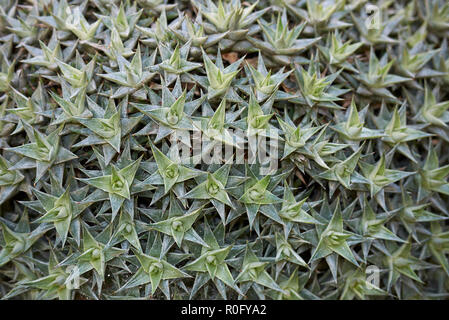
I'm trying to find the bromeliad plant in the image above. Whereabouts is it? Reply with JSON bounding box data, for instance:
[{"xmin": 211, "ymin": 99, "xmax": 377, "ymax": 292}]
[{"xmin": 1, "ymin": 0, "xmax": 449, "ymax": 301}]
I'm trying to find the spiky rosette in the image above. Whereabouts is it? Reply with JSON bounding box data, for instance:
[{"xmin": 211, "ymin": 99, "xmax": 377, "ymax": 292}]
[{"xmin": 0, "ymin": 0, "xmax": 448, "ymax": 302}]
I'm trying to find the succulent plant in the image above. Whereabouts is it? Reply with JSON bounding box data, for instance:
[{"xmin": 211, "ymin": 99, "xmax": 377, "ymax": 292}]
[
  {"xmin": 136, "ymin": 8, "xmax": 182, "ymax": 48},
  {"xmin": 310, "ymin": 201, "xmax": 360, "ymax": 267},
  {"xmin": 318, "ymin": 31, "xmax": 362, "ymax": 72},
  {"xmin": 421, "ymin": 0, "xmax": 449, "ymax": 32},
  {"xmin": 413, "ymin": 84, "xmax": 449, "ymax": 127},
  {"xmin": 355, "ymin": 48, "xmax": 411, "ymax": 102},
  {"xmin": 0, "ymin": 53, "xmax": 14, "ymax": 93},
  {"xmin": 195, "ymin": 48, "xmax": 244, "ymax": 100},
  {"xmin": 293, "ymin": 56, "xmax": 349, "ymax": 108},
  {"xmin": 248, "ymin": 9, "xmax": 320, "ymax": 65},
  {"xmin": 155, "ymin": 41, "xmax": 202, "ymax": 85},
  {"xmin": 351, "ymin": 8, "xmax": 401, "ymax": 45},
  {"xmin": 95, "ymin": 2, "xmax": 142, "ymax": 39},
  {"xmin": 393, "ymin": 44, "xmax": 442, "ymax": 79},
  {"xmin": 192, "ymin": 0, "xmax": 268, "ymax": 51},
  {"xmin": 171, "ymin": 13, "xmax": 228, "ymax": 57},
  {"xmin": 0, "ymin": 0, "xmax": 449, "ymax": 301},
  {"xmin": 242, "ymin": 52, "xmax": 294, "ymax": 102},
  {"xmin": 290, "ymin": 0, "xmax": 351, "ymax": 32},
  {"xmin": 98, "ymin": 45, "xmax": 157, "ymax": 98},
  {"xmin": 64, "ymin": 5, "xmax": 102, "ymax": 41}
]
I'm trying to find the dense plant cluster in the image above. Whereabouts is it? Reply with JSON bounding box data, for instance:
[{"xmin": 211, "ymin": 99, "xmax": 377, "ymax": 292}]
[{"xmin": 1, "ymin": 0, "xmax": 449, "ymax": 300}]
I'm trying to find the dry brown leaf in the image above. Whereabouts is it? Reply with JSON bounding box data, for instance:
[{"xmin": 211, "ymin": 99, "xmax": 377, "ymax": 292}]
[
  {"xmin": 295, "ymin": 170, "xmax": 307, "ymax": 185},
  {"xmin": 222, "ymin": 52, "xmax": 239, "ymax": 64},
  {"xmin": 245, "ymin": 57, "xmax": 258, "ymax": 67},
  {"xmin": 281, "ymin": 83, "xmax": 297, "ymax": 94}
]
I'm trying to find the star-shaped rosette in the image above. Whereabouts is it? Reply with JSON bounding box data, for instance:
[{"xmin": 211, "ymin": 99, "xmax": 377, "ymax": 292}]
[
  {"xmin": 359, "ymin": 154, "xmax": 414, "ymax": 206},
  {"xmin": 332, "ymin": 98, "xmax": 385, "ymax": 145},
  {"xmin": 416, "ymin": 146, "xmax": 449, "ymax": 200},
  {"xmin": 310, "ymin": 201, "xmax": 360, "ymax": 267},
  {"xmin": 77, "ymin": 151, "xmax": 144, "ymax": 220},
  {"xmin": 277, "ymin": 115, "xmax": 323, "ymax": 160},
  {"xmin": 146, "ymin": 197, "xmax": 206, "ymax": 247},
  {"xmin": 278, "ymin": 183, "xmax": 322, "ymax": 237},
  {"xmin": 191, "ymin": 48, "xmax": 244, "ymax": 101},
  {"xmin": 17, "ymin": 250, "xmax": 87, "ymax": 300},
  {"xmin": 22, "ymin": 180, "xmax": 91, "ymax": 246},
  {"xmin": 132, "ymin": 78, "xmax": 204, "ymax": 145},
  {"xmin": 183, "ymin": 162, "xmax": 234, "ymax": 224},
  {"xmin": 65, "ymin": 225, "xmax": 126, "ymax": 280},
  {"xmin": 98, "ymin": 45, "xmax": 157, "ymax": 99},
  {"xmin": 237, "ymin": 166, "xmax": 286, "ymax": 231},
  {"xmin": 47, "ymin": 83, "xmax": 93, "ymax": 126},
  {"xmin": 193, "ymin": 98, "xmax": 245, "ymax": 150},
  {"xmin": 235, "ymin": 244, "xmax": 285, "ymax": 294},
  {"xmin": 398, "ymin": 188, "xmax": 448, "ymax": 242},
  {"xmin": 274, "ymin": 232, "xmax": 309, "ymax": 269},
  {"xmin": 0, "ymin": 212, "xmax": 52, "ymax": 267},
  {"xmin": 73, "ymin": 95, "xmax": 142, "ymax": 163},
  {"xmin": 0, "ymin": 155, "xmax": 25, "ymax": 205},
  {"xmin": 156, "ymin": 41, "xmax": 202, "ymax": 85},
  {"xmin": 118, "ymin": 234, "xmax": 189, "ymax": 295},
  {"xmin": 373, "ymin": 102, "xmax": 432, "ymax": 162},
  {"xmin": 317, "ymin": 144, "xmax": 367, "ymax": 189},
  {"xmin": 146, "ymin": 142, "xmax": 203, "ymax": 196},
  {"xmin": 5, "ymin": 120, "xmax": 77, "ymax": 183},
  {"xmin": 346, "ymin": 198, "xmax": 405, "ymax": 257},
  {"xmin": 184, "ymin": 220, "xmax": 242, "ymax": 295},
  {"xmin": 240, "ymin": 52, "xmax": 295, "ymax": 102}
]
